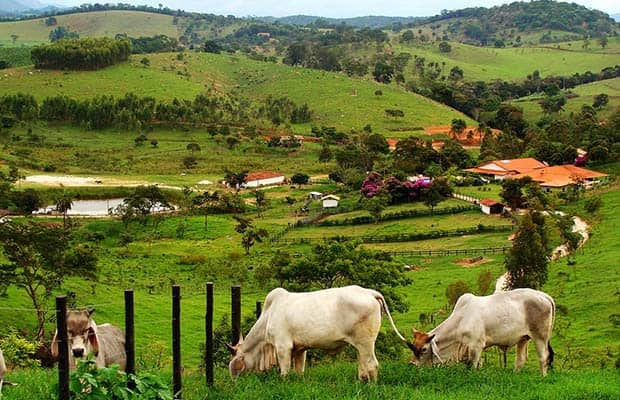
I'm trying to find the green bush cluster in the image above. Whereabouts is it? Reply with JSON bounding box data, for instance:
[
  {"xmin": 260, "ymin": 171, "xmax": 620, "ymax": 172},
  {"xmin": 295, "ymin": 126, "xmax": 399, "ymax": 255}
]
[
  {"xmin": 317, "ymin": 205, "xmax": 478, "ymax": 226},
  {"xmin": 31, "ymin": 38, "xmax": 131, "ymax": 70}
]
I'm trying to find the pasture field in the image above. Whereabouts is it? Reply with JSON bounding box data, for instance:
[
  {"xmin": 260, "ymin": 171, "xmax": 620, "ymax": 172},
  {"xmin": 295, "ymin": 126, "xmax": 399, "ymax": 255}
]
[
  {"xmin": 0, "ymin": 11, "xmax": 178, "ymax": 45},
  {"xmin": 392, "ymin": 36, "xmax": 620, "ymax": 82},
  {"xmin": 511, "ymin": 77, "xmax": 620, "ymax": 122},
  {"xmin": 0, "ymin": 51, "xmax": 474, "ymax": 133}
]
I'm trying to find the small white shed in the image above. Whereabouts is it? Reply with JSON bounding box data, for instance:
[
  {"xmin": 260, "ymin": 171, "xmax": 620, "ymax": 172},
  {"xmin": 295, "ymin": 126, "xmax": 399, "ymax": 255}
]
[
  {"xmin": 308, "ymin": 191, "xmax": 323, "ymax": 200},
  {"xmin": 321, "ymin": 195, "xmax": 340, "ymax": 208}
]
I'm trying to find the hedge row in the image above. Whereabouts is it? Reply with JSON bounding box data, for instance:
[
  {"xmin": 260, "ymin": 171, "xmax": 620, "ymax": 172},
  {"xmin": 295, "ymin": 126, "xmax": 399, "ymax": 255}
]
[{"xmin": 316, "ymin": 205, "xmax": 479, "ymax": 226}]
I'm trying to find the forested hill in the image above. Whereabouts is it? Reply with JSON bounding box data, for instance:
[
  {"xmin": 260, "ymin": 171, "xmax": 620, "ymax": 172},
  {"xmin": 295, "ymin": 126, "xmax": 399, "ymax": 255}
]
[
  {"xmin": 413, "ymin": 0, "xmax": 617, "ymax": 45},
  {"xmin": 258, "ymin": 15, "xmax": 423, "ymax": 29}
]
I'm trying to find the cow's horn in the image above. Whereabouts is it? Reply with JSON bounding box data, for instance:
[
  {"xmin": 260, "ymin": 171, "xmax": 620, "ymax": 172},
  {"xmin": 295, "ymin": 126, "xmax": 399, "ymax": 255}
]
[
  {"xmin": 412, "ymin": 327, "xmax": 419, "ymax": 334},
  {"xmin": 238, "ymin": 333, "xmax": 244, "ymax": 344},
  {"xmin": 226, "ymin": 342, "xmax": 236, "ymax": 354}
]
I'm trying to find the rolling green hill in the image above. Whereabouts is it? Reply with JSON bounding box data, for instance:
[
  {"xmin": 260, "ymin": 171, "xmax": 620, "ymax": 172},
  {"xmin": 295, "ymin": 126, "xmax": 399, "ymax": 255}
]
[
  {"xmin": 512, "ymin": 77, "xmax": 620, "ymax": 122},
  {"xmin": 0, "ymin": 10, "xmax": 179, "ymax": 45},
  {"xmin": 0, "ymin": 51, "xmax": 474, "ymax": 132}
]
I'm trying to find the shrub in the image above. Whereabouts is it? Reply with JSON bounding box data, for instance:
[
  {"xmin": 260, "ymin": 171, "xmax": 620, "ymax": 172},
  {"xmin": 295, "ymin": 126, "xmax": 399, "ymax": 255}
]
[
  {"xmin": 0, "ymin": 330, "xmax": 40, "ymax": 368},
  {"xmin": 70, "ymin": 359, "xmax": 172, "ymax": 400},
  {"xmin": 584, "ymin": 196, "xmax": 603, "ymax": 213},
  {"xmin": 445, "ymin": 280, "xmax": 470, "ymax": 308}
]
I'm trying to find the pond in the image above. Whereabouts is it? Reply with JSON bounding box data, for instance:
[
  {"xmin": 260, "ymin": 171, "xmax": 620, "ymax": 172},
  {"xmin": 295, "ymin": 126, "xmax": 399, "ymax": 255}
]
[{"xmin": 34, "ymin": 199, "xmax": 174, "ymax": 216}]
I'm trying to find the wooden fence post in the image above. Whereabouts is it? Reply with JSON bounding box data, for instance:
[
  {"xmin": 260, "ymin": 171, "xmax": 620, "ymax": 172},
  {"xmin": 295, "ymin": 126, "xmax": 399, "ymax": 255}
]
[
  {"xmin": 172, "ymin": 285, "xmax": 182, "ymax": 399},
  {"xmin": 56, "ymin": 295, "xmax": 69, "ymax": 400},
  {"xmin": 125, "ymin": 289, "xmax": 136, "ymax": 385},
  {"xmin": 231, "ymin": 285, "xmax": 241, "ymax": 345},
  {"xmin": 205, "ymin": 282, "xmax": 214, "ymax": 387}
]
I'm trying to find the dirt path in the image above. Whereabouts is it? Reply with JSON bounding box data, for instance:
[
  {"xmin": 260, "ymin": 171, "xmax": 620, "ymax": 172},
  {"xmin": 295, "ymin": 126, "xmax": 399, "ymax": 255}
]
[
  {"xmin": 21, "ymin": 175, "xmax": 183, "ymax": 190},
  {"xmin": 495, "ymin": 213, "xmax": 590, "ymax": 292}
]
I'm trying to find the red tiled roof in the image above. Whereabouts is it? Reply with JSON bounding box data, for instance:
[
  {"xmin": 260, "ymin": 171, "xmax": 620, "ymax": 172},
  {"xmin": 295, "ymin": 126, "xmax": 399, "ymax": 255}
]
[
  {"xmin": 245, "ymin": 171, "xmax": 285, "ymax": 181},
  {"xmin": 480, "ymin": 199, "xmax": 503, "ymax": 207},
  {"xmin": 510, "ymin": 165, "xmax": 608, "ymax": 187},
  {"xmin": 464, "ymin": 158, "xmax": 546, "ymax": 176}
]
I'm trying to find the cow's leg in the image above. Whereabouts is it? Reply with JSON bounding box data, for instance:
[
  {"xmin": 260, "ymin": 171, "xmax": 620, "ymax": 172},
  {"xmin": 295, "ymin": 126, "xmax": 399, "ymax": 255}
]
[
  {"xmin": 515, "ymin": 338, "xmax": 529, "ymax": 372},
  {"xmin": 276, "ymin": 345, "xmax": 293, "ymax": 376},
  {"xmin": 292, "ymin": 350, "xmax": 307, "ymax": 375},
  {"xmin": 533, "ymin": 338, "xmax": 550, "ymax": 377},
  {"xmin": 354, "ymin": 341, "xmax": 379, "ymax": 382}
]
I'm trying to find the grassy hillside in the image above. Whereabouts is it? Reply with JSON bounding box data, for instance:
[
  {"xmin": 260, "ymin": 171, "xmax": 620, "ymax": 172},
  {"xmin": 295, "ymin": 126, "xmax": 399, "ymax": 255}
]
[
  {"xmin": 391, "ymin": 37, "xmax": 620, "ymax": 82},
  {"xmin": 0, "ymin": 11, "xmax": 178, "ymax": 45},
  {"xmin": 512, "ymin": 77, "xmax": 620, "ymax": 122},
  {"xmin": 0, "ymin": 51, "xmax": 474, "ymax": 132}
]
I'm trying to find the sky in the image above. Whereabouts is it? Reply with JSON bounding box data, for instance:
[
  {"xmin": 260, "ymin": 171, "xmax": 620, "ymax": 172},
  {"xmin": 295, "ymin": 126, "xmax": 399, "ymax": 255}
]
[{"xmin": 49, "ymin": 1, "xmax": 619, "ymax": 18}]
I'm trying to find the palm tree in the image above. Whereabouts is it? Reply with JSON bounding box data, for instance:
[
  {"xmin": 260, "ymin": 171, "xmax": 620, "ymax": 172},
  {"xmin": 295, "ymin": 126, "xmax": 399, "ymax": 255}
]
[{"xmin": 56, "ymin": 193, "xmax": 73, "ymax": 229}]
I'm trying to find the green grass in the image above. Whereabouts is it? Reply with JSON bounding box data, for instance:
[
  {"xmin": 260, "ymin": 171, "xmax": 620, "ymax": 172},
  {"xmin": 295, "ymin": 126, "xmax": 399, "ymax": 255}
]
[
  {"xmin": 0, "ymin": 11, "xmax": 178, "ymax": 45},
  {"xmin": 391, "ymin": 37, "xmax": 620, "ymax": 82},
  {"xmin": 512, "ymin": 77, "xmax": 620, "ymax": 122},
  {"xmin": 0, "ymin": 51, "xmax": 474, "ymax": 133},
  {"xmin": 3, "ymin": 363, "xmax": 620, "ymax": 400},
  {"xmin": 282, "ymin": 210, "xmax": 510, "ymax": 239}
]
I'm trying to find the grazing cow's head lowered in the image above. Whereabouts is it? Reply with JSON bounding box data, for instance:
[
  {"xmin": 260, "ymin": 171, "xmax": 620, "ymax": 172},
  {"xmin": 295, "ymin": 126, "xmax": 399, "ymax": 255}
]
[
  {"xmin": 52, "ymin": 309, "xmax": 99, "ymax": 364},
  {"xmin": 227, "ymin": 333, "xmax": 277, "ymax": 379},
  {"xmin": 407, "ymin": 328, "xmax": 435, "ymax": 366}
]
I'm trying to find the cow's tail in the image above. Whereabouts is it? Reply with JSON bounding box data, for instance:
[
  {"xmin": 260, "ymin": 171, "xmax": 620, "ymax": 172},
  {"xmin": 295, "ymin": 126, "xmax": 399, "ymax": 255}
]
[
  {"xmin": 547, "ymin": 342, "xmax": 554, "ymax": 370},
  {"xmin": 374, "ymin": 294, "xmax": 408, "ymax": 342},
  {"xmin": 544, "ymin": 292, "xmax": 556, "ymax": 371}
]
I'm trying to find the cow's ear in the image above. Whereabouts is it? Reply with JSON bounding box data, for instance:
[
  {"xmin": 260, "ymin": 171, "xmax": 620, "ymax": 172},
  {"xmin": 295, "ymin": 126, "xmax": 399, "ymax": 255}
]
[
  {"xmin": 87, "ymin": 307, "xmax": 96, "ymax": 317},
  {"xmin": 406, "ymin": 341, "xmax": 416, "ymax": 351},
  {"xmin": 88, "ymin": 327, "xmax": 99, "ymax": 355},
  {"xmin": 426, "ymin": 334, "xmax": 436, "ymax": 343},
  {"xmin": 226, "ymin": 343, "xmax": 237, "ymax": 355},
  {"xmin": 412, "ymin": 327, "xmax": 419, "ymax": 335}
]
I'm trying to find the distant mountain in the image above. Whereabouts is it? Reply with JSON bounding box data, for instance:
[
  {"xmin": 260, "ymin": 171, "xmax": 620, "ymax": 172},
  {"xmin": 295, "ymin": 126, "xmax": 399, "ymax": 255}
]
[
  {"xmin": 258, "ymin": 14, "xmax": 424, "ymax": 29},
  {"xmin": 0, "ymin": 0, "xmax": 44, "ymax": 13}
]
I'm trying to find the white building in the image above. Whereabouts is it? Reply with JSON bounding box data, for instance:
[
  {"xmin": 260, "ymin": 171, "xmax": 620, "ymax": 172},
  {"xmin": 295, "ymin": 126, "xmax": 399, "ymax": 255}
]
[
  {"xmin": 321, "ymin": 195, "xmax": 340, "ymax": 208},
  {"xmin": 242, "ymin": 171, "xmax": 286, "ymax": 188}
]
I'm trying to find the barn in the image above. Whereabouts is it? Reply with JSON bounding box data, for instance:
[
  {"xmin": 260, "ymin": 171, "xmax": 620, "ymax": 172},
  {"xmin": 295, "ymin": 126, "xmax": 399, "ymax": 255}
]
[{"xmin": 242, "ymin": 172, "xmax": 286, "ymax": 188}]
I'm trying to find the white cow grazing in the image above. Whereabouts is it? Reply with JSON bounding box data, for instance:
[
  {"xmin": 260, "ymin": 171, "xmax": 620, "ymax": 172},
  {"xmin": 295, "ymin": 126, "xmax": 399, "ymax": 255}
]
[
  {"xmin": 228, "ymin": 285, "xmax": 408, "ymax": 382},
  {"xmin": 408, "ymin": 288, "xmax": 555, "ymax": 376}
]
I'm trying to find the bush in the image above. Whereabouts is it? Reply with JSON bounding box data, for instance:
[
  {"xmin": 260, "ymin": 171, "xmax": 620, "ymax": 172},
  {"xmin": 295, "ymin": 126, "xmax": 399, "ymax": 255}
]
[
  {"xmin": 70, "ymin": 359, "xmax": 172, "ymax": 400},
  {"xmin": 446, "ymin": 280, "xmax": 471, "ymax": 308},
  {"xmin": 584, "ymin": 196, "xmax": 603, "ymax": 213},
  {"xmin": 0, "ymin": 330, "xmax": 40, "ymax": 368}
]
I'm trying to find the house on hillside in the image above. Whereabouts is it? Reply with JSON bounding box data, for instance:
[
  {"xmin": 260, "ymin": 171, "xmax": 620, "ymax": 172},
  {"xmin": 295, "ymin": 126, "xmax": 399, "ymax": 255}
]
[
  {"xmin": 464, "ymin": 158, "xmax": 546, "ymax": 180},
  {"xmin": 308, "ymin": 191, "xmax": 323, "ymax": 200},
  {"xmin": 321, "ymin": 195, "xmax": 340, "ymax": 208},
  {"xmin": 509, "ymin": 165, "xmax": 609, "ymax": 192},
  {"xmin": 242, "ymin": 172, "xmax": 286, "ymax": 188},
  {"xmin": 480, "ymin": 199, "xmax": 504, "ymax": 215}
]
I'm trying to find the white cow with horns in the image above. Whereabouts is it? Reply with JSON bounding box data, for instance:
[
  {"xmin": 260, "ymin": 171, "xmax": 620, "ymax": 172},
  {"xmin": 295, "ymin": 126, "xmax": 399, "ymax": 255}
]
[
  {"xmin": 227, "ymin": 285, "xmax": 409, "ymax": 381},
  {"xmin": 407, "ymin": 288, "xmax": 555, "ymax": 376}
]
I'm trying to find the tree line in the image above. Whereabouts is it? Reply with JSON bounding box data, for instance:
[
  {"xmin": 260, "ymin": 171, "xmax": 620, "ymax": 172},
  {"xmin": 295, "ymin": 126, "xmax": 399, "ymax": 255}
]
[
  {"xmin": 0, "ymin": 91, "xmax": 313, "ymax": 130},
  {"xmin": 31, "ymin": 37, "xmax": 131, "ymax": 70}
]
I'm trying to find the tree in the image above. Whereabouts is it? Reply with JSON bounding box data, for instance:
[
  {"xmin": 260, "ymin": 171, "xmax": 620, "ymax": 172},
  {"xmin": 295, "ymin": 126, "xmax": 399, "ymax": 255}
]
[
  {"xmin": 598, "ymin": 36, "xmax": 608, "ymax": 49},
  {"xmin": 505, "ymin": 211, "xmax": 549, "ymax": 289},
  {"xmin": 493, "ymin": 104, "xmax": 528, "ymax": 138},
  {"xmin": 10, "ymin": 34, "xmax": 18, "ymax": 44},
  {"xmin": 192, "ymin": 191, "xmax": 219, "ymax": 231},
  {"xmin": 115, "ymin": 185, "xmax": 171, "ymax": 228},
  {"xmin": 362, "ymin": 195, "xmax": 388, "ymax": 223},
  {"xmin": 540, "ymin": 94, "xmax": 567, "ymax": 114},
  {"xmin": 233, "ymin": 216, "xmax": 268, "ymax": 255},
  {"xmin": 500, "ymin": 177, "xmax": 532, "ymax": 210},
  {"xmin": 385, "ymin": 109, "xmax": 405, "ymax": 119},
  {"xmin": 362, "ymin": 133, "xmax": 389, "ymax": 155},
  {"xmin": 318, "ymin": 144, "xmax": 333, "ymax": 162},
  {"xmin": 0, "ymin": 164, "xmax": 19, "ymax": 209},
  {"xmin": 446, "ymin": 280, "xmax": 470, "ymax": 308},
  {"xmin": 204, "ymin": 40, "xmax": 222, "ymax": 54},
  {"xmin": 11, "ymin": 189, "xmax": 42, "ymax": 215},
  {"xmin": 0, "ymin": 221, "xmax": 98, "ymax": 339},
  {"xmin": 253, "ymin": 190, "xmax": 268, "ymax": 217},
  {"xmin": 290, "ymin": 173, "xmax": 310, "ymax": 185},
  {"xmin": 224, "ymin": 169, "xmax": 248, "ymax": 192},
  {"xmin": 48, "ymin": 26, "xmax": 79, "ymax": 42},
  {"xmin": 423, "ymin": 177, "xmax": 452, "ymax": 214},
  {"xmin": 272, "ymin": 241, "xmax": 411, "ymax": 311},
  {"xmin": 451, "ymin": 118, "xmax": 467, "ymax": 134},
  {"xmin": 438, "ymin": 41, "xmax": 452, "ymax": 53},
  {"xmin": 186, "ymin": 142, "xmax": 201, "ymax": 153},
  {"xmin": 556, "ymin": 214, "xmax": 582, "ymax": 263},
  {"xmin": 183, "ymin": 156, "xmax": 198, "ymax": 169},
  {"xmin": 55, "ymin": 192, "xmax": 73, "ymax": 229},
  {"xmin": 592, "ymin": 93, "xmax": 609, "ymax": 109},
  {"xmin": 373, "ymin": 62, "xmax": 394, "ymax": 84}
]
